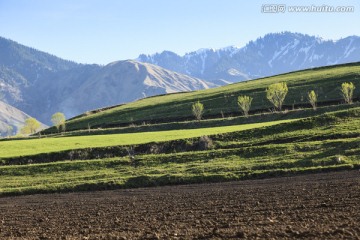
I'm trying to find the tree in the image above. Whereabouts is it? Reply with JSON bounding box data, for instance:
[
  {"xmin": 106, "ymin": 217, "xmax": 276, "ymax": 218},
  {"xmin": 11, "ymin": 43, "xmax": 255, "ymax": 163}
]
[
  {"xmin": 341, "ymin": 82, "xmax": 355, "ymax": 104},
  {"xmin": 237, "ymin": 95, "xmax": 253, "ymax": 117},
  {"xmin": 308, "ymin": 90, "xmax": 317, "ymax": 110},
  {"xmin": 266, "ymin": 82, "xmax": 288, "ymax": 111},
  {"xmin": 192, "ymin": 101, "xmax": 204, "ymax": 121},
  {"xmin": 51, "ymin": 112, "xmax": 66, "ymax": 132},
  {"xmin": 21, "ymin": 118, "xmax": 41, "ymax": 135}
]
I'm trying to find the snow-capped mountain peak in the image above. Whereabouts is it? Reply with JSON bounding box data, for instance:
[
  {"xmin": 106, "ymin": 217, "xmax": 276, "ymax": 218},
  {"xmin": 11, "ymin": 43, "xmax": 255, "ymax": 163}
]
[{"xmin": 137, "ymin": 32, "xmax": 360, "ymax": 84}]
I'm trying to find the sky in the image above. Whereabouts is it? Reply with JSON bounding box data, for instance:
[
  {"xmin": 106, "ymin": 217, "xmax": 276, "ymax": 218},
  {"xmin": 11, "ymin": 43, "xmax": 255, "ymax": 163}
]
[{"xmin": 0, "ymin": 0, "xmax": 359, "ymax": 64}]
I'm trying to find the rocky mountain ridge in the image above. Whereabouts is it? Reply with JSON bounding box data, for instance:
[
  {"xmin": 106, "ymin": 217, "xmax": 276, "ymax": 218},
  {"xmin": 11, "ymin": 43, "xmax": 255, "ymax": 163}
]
[{"xmin": 138, "ymin": 32, "xmax": 360, "ymax": 83}]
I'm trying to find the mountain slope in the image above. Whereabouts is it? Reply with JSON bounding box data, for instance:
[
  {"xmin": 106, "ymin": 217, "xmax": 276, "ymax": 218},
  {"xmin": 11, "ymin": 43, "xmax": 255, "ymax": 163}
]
[
  {"xmin": 0, "ymin": 37, "xmax": 82, "ymax": 123},
  {"xmin": 0, "ymin": 37, "xmax": 213, "ymax": 123},
  {"xmin": 137, "ymin": 32, "xmax": 360, "ymax": 84},
  {"xmin": 58, "ymin": 60, "xmax": 215, "ymax": 117},
  {"xmin": 0, "ymin": 101, "xmax": 46, "ymax": 136},
  {"xmin": 0, "ymin": 36, "xmax": 79, "ymax": 104}
]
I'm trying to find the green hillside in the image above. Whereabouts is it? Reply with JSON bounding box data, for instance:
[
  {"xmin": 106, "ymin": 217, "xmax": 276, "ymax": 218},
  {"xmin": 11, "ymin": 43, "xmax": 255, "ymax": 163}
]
[
  {"xmin": 55, "ymin": 62, "xmax": 360, "ymax": 132},
  {"xmin": 1, "ymin": 62, "xmax": 360, "ymax": 196}
]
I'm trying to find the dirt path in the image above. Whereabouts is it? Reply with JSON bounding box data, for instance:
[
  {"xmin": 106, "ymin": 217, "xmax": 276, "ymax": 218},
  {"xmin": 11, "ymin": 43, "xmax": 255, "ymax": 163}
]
[{"xmin": 0, "ymin": 170, "xmax": 359, "ymax": 239}]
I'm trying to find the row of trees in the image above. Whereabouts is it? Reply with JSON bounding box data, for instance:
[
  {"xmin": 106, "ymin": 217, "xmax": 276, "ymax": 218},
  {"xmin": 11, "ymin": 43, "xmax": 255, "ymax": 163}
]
[
  {"xmin": 12, "ymin": 81, "xmax": 358, "ymax": 135},
  {"xmin": 193, "ymin": 82, "xmax": 356, "ymax": 120}
]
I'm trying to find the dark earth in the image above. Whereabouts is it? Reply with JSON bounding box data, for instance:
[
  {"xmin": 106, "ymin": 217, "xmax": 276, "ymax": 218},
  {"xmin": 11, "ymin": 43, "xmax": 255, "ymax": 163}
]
[{"xmin": 0, "ymin": 170, "xmax": 359, "ymax": 239}]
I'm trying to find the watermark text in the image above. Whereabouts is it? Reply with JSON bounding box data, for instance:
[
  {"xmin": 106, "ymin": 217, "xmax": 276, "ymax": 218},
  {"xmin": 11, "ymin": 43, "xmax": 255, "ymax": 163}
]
[{"xmin": 261, "ymin": 4, "xmax": 354, "ymax": 13}]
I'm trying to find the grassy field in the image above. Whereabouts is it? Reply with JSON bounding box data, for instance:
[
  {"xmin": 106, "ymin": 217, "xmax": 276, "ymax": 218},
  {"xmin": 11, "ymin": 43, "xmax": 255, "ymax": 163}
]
[
  {"xmin": 0, "ymin": 120, "xmax": 291, "ymax": 159},
  {"xmin": 0, "ymin": 107, "xmax": 359, "ymax": 195},
  {"xmin": 51, "ymin": 62, "xmax": 360, "ymax": 132},
  {"xmin": 1, "ymin": 62, "xmax": 359, "ymax": 196}
]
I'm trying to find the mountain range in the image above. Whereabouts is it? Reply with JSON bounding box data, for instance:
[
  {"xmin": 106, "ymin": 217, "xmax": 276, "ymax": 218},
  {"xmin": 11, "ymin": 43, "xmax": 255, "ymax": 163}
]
[
  {"xmin": 1, "ymin": 32, "xmax": 360, "ymax": 126},
  {"xmin": 138, "ymin": 32, "xmax": 360, "ymax": 84},
  {"xmin": 57, "ymin": 60, "xmax": 213, "ymax": 118},
  {"xmin": 0, "ymin": 37, "xmax": 212, "ymax": 124}
]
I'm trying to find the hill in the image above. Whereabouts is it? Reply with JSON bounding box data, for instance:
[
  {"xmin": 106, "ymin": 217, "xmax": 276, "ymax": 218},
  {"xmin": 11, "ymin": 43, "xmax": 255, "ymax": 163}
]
[
  {"xmin": 59, "ymin": 62, "xmax": 360, "ymax": 132},
  {"xmin": 138, "ymin": 32, "xmax": 360, "ymax": 84}
]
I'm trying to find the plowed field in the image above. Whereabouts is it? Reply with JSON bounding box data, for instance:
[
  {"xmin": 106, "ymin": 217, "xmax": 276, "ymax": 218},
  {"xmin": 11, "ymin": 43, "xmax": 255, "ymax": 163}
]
[{"xmin": 0, "ymin": 170, "xmax": 359, "ymax": 239}]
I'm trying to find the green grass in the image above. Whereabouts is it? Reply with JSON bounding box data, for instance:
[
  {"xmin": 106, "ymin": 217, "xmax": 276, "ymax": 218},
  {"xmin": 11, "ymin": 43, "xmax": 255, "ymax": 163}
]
[
  {"xmin": 45, "ymin": 102, "xmax": 360, "ymax": 137},
  {"xmin": 56, "ymin": 62, "xmax": 360, "ymax": 132},
  {"xmin": 1, "ymin": 149, "xmax": 358, "ymax": 196},
  {"xmin": 0, "ymin": 120, "xmax": 292, "ymax": 159},
  {"xmin": 0, "ymin": 107, "xmax": 359, "ymax": 196},
  {"xmin": 2, "ymin": 63, "xmax": 360, "ymax": 196}
]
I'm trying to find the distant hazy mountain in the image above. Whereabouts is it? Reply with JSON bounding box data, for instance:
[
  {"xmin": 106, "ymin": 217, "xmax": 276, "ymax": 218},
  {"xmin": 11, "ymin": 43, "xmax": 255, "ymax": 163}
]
[
  {"xmin": 0, "ymin": 36, "xmax": 81, "ymax": 123},
  {"xmin": 0, "ymin": 37, "xmax": 78, "ymax": 102},
  {"xmin": 57, "ymin": 60, "xmax": 214, "ymax": 117},
  {"xmin": 0, "ymin": 101, "xmax": 46, "ymax": 136},
  {"xmin": 137, "ymin": 32, "xmax": 360, "ymax": 84},
  {"xmin": 0, "ymin": 37, "xmax": 213, "ymax": 123}
]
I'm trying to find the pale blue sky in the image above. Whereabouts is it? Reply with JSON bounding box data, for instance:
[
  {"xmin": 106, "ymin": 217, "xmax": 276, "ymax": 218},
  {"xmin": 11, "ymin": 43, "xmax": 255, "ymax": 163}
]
[{"xmin": 0, "ymin": 0, "xmax": 359, "ymax": 64}]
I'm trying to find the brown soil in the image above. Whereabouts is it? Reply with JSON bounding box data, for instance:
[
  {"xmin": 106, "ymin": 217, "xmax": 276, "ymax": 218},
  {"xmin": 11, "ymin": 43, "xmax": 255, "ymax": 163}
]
[{"xmin": 0, "ymin": 170, "xmax": 359, "ymax": 239}]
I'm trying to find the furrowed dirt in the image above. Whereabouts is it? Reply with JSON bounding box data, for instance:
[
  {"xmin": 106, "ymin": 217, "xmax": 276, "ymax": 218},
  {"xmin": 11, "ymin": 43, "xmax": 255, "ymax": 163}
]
[{"xmin": 0, "ymin": 170, "xmax": 359, "ymax": 239}]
